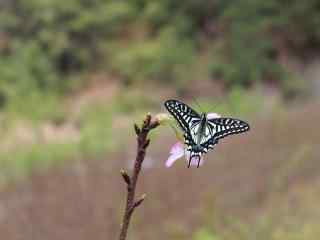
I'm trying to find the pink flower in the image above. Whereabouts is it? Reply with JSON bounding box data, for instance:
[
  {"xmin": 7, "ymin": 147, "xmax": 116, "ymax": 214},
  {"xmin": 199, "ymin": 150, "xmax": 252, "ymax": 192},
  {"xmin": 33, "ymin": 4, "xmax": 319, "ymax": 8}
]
[
  {"xmin": 165, "ymin": 112, "xmax": 221, "ymax": 168},
  {"xmin": 165, "ymin": 142, "xmax": 204, "ymax": 167}
]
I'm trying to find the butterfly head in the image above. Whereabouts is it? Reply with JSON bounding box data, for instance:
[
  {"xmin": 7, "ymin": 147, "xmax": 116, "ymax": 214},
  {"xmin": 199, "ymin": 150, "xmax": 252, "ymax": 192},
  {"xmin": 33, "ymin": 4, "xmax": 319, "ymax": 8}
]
[{"xmin": 200, "ymin": 112, "xmax": 208, "ymax": 124}]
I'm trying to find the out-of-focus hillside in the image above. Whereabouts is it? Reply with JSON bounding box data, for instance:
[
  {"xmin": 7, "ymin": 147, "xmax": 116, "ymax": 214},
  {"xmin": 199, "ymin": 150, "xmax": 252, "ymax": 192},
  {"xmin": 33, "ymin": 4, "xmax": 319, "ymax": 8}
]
[
  {"xmin": 0, "ymin": 0, "xmax": 319, "ymax": 180},
  {"xmin": 1, "ymin": 0, "xmax": 320, "ymax": 106},
  {"xmin": 0, "ymin": 1, "xmax": 320, "ymax": 240}
]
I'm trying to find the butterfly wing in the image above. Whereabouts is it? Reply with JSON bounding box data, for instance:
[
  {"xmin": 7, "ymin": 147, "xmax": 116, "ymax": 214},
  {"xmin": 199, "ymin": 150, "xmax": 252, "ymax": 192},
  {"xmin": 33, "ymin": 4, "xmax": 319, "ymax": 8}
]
[
  {"xmin": 208, "ymin": 117, "xmax": 250, "ymax": 142},
  {"xmin": 195, "ymin": 117, "xmax": 249, "ymax": 155},
  {"xmin": 164, "ymin": 99, "xmax": 201, "ymax": 135},
  {"xmin": 164, "ymin": 99, "xmax": 201, "ymax": 153}
]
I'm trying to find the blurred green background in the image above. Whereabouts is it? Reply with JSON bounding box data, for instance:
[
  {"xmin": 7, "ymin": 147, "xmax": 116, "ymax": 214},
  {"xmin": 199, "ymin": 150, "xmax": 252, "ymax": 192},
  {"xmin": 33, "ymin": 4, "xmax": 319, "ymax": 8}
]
[{"xmin": 0, "ymin": 0, "xmax": 320, "ymax": 239}]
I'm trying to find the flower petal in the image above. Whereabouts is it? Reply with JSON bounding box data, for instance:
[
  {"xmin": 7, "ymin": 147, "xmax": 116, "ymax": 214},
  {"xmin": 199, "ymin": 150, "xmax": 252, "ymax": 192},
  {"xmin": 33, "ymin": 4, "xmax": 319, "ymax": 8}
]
[
  {"xmin": 165, "ymin": 142, "xmax": 185, "ymax": 167},
  {"xmin": 207, "ymin": 112, "xmax": 221, "ymax": 119}
]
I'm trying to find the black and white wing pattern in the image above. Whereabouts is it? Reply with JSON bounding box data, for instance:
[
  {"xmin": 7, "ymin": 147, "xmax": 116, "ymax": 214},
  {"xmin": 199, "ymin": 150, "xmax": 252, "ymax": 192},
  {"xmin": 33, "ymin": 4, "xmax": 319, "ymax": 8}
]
[
  {"xmin": 208, "ymin": 118, "xmax": 250, "ymax": 143},
  {"xmin": 186, "ymin": 118, "xmax": 250, "ymax": 158},
  {"xmin": 164, "ymin": 99, "xmax": 250, "ymax": 167},
  {"xmin": 164, "ymin": 99, "xmax": 202, "ymax": 158},
  {"xmin": 164, "ymin": 99, "xmax": 201, "ymax": 135}
]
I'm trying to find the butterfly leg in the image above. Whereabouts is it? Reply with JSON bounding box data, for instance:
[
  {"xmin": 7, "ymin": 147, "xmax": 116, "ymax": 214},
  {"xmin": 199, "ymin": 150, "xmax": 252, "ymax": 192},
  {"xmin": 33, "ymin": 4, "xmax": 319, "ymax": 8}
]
[
  {"xmin": 188, "ymin": 155, "xmax": 192, "ymax": 168},
  {"xmin": 197, "ymin": 156, "xmax": 200, "ymax": 168}
]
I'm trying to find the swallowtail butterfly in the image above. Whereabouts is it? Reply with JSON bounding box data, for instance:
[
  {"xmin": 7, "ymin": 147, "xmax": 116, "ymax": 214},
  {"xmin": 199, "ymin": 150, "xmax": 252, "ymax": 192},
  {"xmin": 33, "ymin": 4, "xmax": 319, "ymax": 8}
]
[{"xmin": 164, "ymin": 99, "xmax": 250, "ymax": 168}]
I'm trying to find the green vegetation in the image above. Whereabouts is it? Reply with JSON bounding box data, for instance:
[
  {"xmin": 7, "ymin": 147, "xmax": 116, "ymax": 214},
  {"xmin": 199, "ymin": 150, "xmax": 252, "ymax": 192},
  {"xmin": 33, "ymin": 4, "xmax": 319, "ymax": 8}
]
[
  {"xmin": 0, "ymin": 88, "xmax": 263, "ymax": 183},
  {"xmin": 192, "ymin": 87, "xmax": 264, "ymax": 117},
  {"xmin": 1, "ymin": 0, "xmax": 319, "ymax": 109},
  {"xmin": 0, "ymin": 101, "xmax": 115, "ymax": 184},
  {"xmin": 2, "ymin": 0, "xmax": 283, "ymax": 181},
  {"xmin": 0, "ymin": 1, "xmax": 319, "ymax": 239},
  {"xmin": 193, "ymin": 228, "xmax": 221, "ymax": 240},
  {"xmin": 192, "ymin": 183, "xmax": 320, "ymax": 240},
  {"xmin": 0, "ymin": 91, "xmax": 152, "ymax": 182}
]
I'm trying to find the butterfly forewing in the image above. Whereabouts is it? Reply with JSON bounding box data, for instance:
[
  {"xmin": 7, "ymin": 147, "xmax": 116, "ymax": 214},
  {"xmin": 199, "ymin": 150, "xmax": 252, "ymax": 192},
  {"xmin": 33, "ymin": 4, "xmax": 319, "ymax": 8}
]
[{"xmin": 164, "ymin": 99, "xmax": 201, "ymax": 135}]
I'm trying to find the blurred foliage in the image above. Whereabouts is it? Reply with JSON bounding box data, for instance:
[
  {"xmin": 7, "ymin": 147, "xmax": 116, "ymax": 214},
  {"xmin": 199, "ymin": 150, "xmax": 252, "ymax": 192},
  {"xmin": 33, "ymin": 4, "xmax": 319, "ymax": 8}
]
[
  {"xmin": 193, "ymin": 87, "xmax": 264, "ymax": 117},
  {"xmin": 0, "ymin": 0, "xmax": 317, "ymax": 185},
  {"xmin": 0, "ymin": 0, "xmax": 319, "ymax": 110},
  {"xmin": 0, "ymin": 2, "xmax": 320, "ymax": 238},
  {"xmin": 272, "ymin": 223, "xmax": 320, "ymax": 240},
  {"xmin": 193, "ymin": 228, "xmax": 221, "ymax": 240},
  {"xmin": 0, "ymin": 100, "xmax": 115, "ymax": 183},
  {"xmin": 0, "ymin": 41, "xmax": 59, "ymax": 104},
  {"xmin": 209, "ymin": 0, "xmax": 319, "ymax": 94},
  {"xmin": 0, "ymin": 91, "xmax": 160, "ymax": 183},
  {"xmin": 0, "ymin": 0, "xmax": 317, "ymax": 179},
  {"xmin": 107, "ymin": 28, "xmax": 195, "ymax": 86},
  {"xmin": 210, "ymin": 1, "xmax": 281, "ymax": 87}
]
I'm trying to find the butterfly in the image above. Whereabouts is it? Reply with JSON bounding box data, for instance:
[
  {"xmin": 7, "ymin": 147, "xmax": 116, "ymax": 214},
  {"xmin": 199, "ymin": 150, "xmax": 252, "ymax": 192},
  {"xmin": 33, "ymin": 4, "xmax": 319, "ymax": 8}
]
[{"xmin": 164, "ymin": 99, "xmax": 250, "ymax": 168}]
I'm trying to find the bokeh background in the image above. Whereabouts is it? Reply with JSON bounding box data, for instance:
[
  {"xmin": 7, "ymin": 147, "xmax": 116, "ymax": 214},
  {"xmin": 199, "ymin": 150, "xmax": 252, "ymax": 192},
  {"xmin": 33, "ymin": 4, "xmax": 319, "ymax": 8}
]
[{"xmin": 0, "ymin": 1, "xmax": 320, "ymax": 239}]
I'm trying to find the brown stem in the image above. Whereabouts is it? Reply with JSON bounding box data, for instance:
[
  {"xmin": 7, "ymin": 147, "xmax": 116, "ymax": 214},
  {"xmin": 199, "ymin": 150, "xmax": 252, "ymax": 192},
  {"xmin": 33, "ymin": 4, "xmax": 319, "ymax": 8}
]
[{"xmin": 119, "ymin": 114, "xmax": 159, "ymax": 240}]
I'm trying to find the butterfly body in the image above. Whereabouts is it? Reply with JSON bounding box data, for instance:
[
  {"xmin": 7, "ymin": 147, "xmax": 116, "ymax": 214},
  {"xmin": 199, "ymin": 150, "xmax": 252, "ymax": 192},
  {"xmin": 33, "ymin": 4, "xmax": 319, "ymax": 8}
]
[
  {"xmin": 164, "ymin": 99, "xmax": 250, "ymax": 168},
  {"xmin": 191, "ymin": 113, "xmax": 211, "ymax": 151},
  {"xmin": 192, "ymin": 113, "xmax": 205, "ymax": 144}
]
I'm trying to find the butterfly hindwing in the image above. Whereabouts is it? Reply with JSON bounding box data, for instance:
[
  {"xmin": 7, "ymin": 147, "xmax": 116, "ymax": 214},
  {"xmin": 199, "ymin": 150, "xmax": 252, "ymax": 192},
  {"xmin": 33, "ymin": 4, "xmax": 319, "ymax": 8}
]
[
  {"xmin": 208, "ymin": 117, "xmax": 250, "ymax": 142},
  {"xmin": 195, "ymin": 117, "xmax": 250, "ymax": 156}
]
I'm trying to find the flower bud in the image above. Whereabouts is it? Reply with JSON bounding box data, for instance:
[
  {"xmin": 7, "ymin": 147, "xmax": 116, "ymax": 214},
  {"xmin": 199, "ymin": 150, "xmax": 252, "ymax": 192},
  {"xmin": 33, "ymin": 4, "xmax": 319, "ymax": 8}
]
[{"xmin": 155, "ymin": 113, "xmax": 172, "ymax": 126}]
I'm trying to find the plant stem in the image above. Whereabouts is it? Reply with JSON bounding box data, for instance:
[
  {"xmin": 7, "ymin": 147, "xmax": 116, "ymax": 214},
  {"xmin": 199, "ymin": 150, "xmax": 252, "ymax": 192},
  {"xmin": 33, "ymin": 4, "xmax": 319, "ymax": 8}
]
[{"xmin": 119, "ymin": 114, "xmax": 159, "ymax": 240}]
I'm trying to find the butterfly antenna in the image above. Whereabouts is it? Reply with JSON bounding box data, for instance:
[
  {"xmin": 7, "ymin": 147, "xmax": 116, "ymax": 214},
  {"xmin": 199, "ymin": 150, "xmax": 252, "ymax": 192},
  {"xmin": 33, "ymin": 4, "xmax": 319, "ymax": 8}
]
[
  {"xmin": 209, "ymin": 106, "xmax": 217, "ymax": 114},
  {"xmin": 197, "ymin": 156, "xmax": 200, "ymax": 168},
  {"xmin": 192, "ymin": 97, "xmax": 204, "ymax": 113}
]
